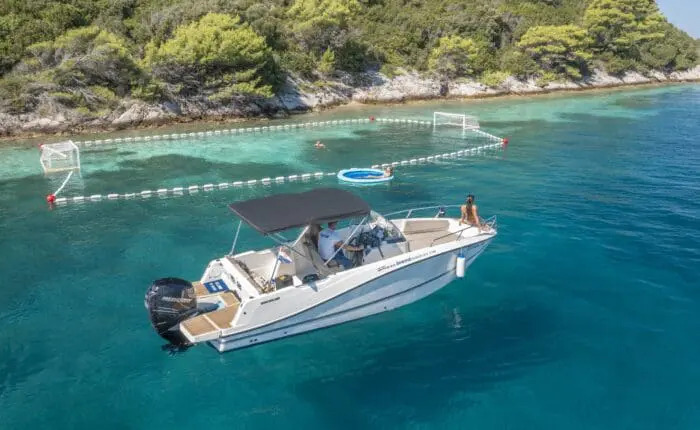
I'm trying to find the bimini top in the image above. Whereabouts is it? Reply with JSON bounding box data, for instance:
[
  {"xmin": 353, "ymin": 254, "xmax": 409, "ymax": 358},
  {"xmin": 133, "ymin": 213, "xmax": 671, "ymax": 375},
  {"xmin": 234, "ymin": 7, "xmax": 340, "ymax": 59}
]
[{"xmin": 228, "ymin": 188, "xmax": 371, "ymax": 234}]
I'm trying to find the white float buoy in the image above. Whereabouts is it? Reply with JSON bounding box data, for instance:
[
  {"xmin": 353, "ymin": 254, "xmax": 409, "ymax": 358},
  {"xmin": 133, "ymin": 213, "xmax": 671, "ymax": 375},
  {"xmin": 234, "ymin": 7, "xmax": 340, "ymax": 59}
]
[{"xmin": 456, "ymin": 252, "xmax": 466, "ymax": 278}]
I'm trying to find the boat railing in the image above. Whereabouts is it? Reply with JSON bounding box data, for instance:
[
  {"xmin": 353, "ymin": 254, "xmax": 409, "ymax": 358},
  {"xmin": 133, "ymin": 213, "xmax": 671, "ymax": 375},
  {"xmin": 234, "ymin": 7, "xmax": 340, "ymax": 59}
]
[
  {"xmin": 384, "ymin": 204, "xmax": 463, "ymax": 220},
  {"xmin": 385, "ymin": 205, "xmax": 497, "ymax": 246},
  {"xmin": 385, "ymin": 205, "xmax": 497, "ymax": 226}
]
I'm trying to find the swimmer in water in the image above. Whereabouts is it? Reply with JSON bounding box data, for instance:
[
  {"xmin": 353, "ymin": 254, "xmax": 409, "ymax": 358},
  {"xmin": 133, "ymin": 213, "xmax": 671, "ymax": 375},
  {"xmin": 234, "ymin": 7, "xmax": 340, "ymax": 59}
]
[{"xmin": 315, "ymin": 140, "xmax": 325, "ymax": 149}]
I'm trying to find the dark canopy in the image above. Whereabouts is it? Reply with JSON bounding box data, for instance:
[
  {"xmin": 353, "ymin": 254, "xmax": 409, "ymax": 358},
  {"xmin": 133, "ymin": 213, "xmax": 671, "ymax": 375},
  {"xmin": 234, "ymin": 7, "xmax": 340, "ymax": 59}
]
[{"xmin": 228, "ymin": 188, "xmax": 371, "ymax": 234}]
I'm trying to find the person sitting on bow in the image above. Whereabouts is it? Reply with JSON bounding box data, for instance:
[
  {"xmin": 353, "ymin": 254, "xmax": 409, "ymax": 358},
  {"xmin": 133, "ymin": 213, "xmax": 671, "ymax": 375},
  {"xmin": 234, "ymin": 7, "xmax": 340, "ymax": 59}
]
[{"xmin": 460, "ymin": 194, "xmax": 485, "ymax": 231}]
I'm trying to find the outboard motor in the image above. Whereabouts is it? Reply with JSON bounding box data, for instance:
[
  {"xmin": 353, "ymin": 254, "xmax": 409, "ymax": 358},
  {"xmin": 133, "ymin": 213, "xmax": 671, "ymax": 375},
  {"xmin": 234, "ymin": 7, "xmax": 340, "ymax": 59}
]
[{"xmin": 144, "ymin": 277, "xmax": 198, "ymax": 348}]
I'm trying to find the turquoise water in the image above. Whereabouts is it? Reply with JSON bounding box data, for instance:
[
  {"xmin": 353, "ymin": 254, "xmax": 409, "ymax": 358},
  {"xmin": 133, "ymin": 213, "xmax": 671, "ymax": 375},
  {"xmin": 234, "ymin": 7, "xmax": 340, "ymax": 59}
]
[{"xmin": 1, "ymin": 85, "xmax": 700, "ymax": 429}]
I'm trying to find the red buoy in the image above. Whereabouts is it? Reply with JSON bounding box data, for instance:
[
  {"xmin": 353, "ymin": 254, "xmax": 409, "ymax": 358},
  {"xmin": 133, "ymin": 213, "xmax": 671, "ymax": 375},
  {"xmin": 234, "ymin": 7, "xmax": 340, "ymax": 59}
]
[
  {"xmin": 369, "ymin": 116, "xmax": 375, "ymax": 121},
  {"xmin": 46, "ymin": 194, "xmax": 56, "ymax": 204},
  {"xmin": 502, "ymin": 137, "xmax": 509, "ymax": 146}
]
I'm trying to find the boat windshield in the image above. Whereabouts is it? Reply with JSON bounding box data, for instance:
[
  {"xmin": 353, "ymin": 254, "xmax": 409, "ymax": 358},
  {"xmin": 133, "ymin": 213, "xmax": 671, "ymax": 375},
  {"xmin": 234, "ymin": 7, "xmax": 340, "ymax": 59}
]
[
  {"xmin": 367, "ymin": 210, "xmax": 406, "ymax": 243},
  {"xmin": 302, "ymin": 211, "xmax": 405, "ymax": 246}
]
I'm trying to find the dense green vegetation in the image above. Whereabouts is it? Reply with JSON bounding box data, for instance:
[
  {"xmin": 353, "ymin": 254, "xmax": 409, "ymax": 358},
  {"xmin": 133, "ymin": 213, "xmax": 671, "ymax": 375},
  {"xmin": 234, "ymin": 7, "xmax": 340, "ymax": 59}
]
[{"xmin": 0, "ymin": 0, "xmax": 698, "ymax": 115}]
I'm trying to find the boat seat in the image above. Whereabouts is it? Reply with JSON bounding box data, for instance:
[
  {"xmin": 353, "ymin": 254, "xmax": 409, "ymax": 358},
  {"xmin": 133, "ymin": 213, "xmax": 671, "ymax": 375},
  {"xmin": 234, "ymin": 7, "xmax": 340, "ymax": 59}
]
[
  {"xmin": 403, "ymin": 231, "xmax": 460, "ymax": 252},
  {"xmin": 402, "ymin": 219, "xmax": 450, "ymax": 235},
  {"xmin": 302, "ymin": 238, "xmax": 342, "ymax": 278},
  {"xmin": 225, "ymin": 256, "xmax": 270, "ymax": 293}
]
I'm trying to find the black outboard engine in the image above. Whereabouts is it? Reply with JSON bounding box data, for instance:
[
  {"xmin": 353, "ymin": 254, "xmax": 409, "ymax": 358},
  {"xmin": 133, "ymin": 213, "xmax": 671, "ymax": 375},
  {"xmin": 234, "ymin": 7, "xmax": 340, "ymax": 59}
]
[{"xmin": 144, "ymin": 277, "xmax": 198, "ymax": 348}]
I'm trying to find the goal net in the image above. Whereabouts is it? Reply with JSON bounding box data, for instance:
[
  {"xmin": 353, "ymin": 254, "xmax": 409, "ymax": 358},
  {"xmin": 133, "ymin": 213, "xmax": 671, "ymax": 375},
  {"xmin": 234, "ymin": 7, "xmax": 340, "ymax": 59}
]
[
  {"xmin": 40, "ymin": 140, "xmax": 81, "ymax": 174},
  {"xmin": 433, "ymin": 112, "xmax": 480, "ymax": 130}
]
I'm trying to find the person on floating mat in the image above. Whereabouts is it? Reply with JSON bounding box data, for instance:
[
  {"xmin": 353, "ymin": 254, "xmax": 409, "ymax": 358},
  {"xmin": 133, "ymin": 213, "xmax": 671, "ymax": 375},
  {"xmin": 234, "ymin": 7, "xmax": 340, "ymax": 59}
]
[{"xmin": 383, "ymin": 166, "xmax": 394, "ymax": 177}]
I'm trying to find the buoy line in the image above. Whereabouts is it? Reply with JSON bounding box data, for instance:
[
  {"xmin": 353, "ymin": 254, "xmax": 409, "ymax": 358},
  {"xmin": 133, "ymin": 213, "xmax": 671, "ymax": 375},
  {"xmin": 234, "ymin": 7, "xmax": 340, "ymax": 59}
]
[
  {"xmin": 74, "ymin": 117, "xmax": 435, "ymax": 148},
  {"xmin": 50, "ymin": 140, "xmax": 506, "ymax": 206}
]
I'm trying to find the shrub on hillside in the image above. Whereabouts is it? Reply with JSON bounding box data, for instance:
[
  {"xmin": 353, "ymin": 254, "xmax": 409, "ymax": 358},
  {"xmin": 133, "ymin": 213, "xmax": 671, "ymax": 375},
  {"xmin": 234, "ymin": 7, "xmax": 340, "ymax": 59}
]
[{"xmin": 479, "ymin": 70, "xmax": 510, "ymax": 88}]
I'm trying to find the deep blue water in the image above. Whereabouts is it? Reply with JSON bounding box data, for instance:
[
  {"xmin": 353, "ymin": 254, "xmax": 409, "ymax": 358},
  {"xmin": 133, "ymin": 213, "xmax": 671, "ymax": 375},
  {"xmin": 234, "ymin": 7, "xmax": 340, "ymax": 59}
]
[{"xmin": 1, "ymin": 85, "xmax": 699, "ymax": 429}]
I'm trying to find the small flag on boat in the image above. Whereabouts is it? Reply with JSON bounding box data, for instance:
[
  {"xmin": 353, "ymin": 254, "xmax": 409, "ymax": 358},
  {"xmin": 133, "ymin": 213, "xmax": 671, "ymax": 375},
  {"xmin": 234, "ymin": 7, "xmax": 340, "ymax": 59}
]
[{"xmin": 277, "ymin": 247, "xmax": 293, "ymax": 264}]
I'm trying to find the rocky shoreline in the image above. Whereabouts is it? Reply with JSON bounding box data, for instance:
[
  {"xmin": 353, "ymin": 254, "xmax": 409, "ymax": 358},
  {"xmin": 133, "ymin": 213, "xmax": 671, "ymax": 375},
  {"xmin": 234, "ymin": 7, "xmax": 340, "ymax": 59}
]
[{"xmin": 2, "ymin": 66, "xmax": 699, "ymax": 140}]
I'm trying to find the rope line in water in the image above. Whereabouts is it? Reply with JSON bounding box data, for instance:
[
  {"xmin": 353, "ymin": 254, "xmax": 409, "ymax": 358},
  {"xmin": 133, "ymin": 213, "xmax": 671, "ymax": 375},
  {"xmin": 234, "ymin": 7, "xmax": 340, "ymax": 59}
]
[
  {"xmin": 74, "ymin": 117, "xmax": 436, "ymax": 148},
  {"xmin": 52, "ymin": 141, "xmax": 505, "ymax": 205}
]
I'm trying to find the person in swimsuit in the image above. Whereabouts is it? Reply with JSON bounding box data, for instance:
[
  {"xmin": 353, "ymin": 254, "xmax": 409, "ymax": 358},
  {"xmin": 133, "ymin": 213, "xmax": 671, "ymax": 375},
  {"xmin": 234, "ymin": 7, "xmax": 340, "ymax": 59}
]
[
  {"xmin": 383, "ymin": 166, "xmax": 394, "ymax": 177},
  {"xmin": 460, "ymin": 194, "xmax": 483, "ymax": 230}
]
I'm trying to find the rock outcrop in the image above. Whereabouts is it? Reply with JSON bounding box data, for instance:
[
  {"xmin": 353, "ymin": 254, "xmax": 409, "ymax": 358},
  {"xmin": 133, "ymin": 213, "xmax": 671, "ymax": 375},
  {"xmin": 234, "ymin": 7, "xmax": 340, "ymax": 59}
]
[{"xmin": 2, "ymin": 66, "xmax": 699, "ymax": 138}]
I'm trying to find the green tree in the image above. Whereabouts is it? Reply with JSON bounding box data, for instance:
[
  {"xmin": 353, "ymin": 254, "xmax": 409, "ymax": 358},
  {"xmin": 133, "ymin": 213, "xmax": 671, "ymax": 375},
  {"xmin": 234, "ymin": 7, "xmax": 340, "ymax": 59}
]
[
  {"xmin": 638, "ymin": 23, "xmax": 699, "ymax": 71},
  {"xmin": 25, "ymin": 26, "xmax": 139, "ymax": 94},
  {"xmin": 517, "ymin": 25, "xmax": 591, "ymax": 78},
  {"xmin": 318, "ymin": 48, "xmax": 336, "ymax": 76},
  {"xmin": 0, "ymin": 0, "xmax": 99, "ymax": 76},
  {"xmin": 286, "ymin": 0, "xmax": 361, "ymax": 54},
  {"xmin": 144, "ymin": 13, "xmax": 276, "ymax": 96},
  {"xmin": 500, "ymin": 48, "xmax": 539, "ymax": 78},
  {"xmin": 583, "ymin": 0, "xmax": 665, "ymax": 56},
  {"xmin": 428, "ymin": 35, "xmax": 479, "ymax": 79}
]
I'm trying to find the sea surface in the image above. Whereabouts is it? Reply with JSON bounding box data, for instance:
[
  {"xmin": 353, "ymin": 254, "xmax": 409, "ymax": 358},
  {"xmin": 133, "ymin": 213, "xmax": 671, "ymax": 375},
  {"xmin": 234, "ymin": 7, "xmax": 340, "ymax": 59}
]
[{"xmin": 1, "ymin": 85, "xmax": 699, "ymax": 429}]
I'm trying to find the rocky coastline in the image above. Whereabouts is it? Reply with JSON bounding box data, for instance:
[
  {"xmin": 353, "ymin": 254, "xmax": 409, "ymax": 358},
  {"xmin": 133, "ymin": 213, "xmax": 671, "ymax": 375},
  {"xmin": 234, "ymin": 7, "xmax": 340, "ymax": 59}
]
[{"xmin": 2, "ymin": 66, "xmax": 699, "ymax": 140}]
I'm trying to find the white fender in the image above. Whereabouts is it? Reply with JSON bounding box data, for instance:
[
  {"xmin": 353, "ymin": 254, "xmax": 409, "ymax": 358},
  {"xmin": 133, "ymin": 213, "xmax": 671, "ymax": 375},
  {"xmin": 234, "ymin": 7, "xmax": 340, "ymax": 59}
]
[{"xmin": 456, "ymin": 253, "xmax": 466, "ymax": 278}]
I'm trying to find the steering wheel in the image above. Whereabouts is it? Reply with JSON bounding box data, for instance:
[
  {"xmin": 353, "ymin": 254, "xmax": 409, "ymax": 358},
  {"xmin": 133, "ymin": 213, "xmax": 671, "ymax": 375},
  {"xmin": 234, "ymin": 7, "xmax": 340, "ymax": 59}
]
[{"xmin": 346, "ymin": 236, "xmax": 363, "ymax": 267}]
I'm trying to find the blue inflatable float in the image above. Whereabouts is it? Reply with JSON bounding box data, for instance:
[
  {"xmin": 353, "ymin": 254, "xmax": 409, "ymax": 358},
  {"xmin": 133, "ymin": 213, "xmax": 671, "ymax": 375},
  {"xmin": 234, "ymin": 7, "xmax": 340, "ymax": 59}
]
[{"xmin": 337, "ymin": 168, "xmax": 394, "ymax": 184}]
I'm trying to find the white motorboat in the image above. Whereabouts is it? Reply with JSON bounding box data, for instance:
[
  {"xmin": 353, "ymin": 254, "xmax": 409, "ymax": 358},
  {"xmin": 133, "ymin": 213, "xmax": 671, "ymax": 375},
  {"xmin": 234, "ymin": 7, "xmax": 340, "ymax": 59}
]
[{"xmin": 145, "ymin": 188, "xmax": 497, "ymax": 353}]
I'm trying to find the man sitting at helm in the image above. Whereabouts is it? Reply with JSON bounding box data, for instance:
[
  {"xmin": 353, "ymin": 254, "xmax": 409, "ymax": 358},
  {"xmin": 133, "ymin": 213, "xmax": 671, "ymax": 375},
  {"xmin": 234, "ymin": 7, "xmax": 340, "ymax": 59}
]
[{"xmin": 318, "ymin": 221, "xmax": 363, "ymax": 269}]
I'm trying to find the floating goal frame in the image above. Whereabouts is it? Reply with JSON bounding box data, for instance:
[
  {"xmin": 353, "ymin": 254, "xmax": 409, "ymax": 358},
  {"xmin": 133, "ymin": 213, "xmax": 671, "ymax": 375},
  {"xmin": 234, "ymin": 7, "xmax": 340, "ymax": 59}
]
[
  {"xmin": 433, "ymin": 112, "xmax": 480, "ymax": 131},
  {"xmin": 40, "ymin": 140, "xmax": 81, "ymax": 175}
]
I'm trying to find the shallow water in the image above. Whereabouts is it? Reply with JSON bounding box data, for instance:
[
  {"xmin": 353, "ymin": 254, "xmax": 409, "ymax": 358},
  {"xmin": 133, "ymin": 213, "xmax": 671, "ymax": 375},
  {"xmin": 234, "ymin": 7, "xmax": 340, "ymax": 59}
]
[{"xmin": 1, "ymin": 85, "xmax": 700, "ymax": 429}]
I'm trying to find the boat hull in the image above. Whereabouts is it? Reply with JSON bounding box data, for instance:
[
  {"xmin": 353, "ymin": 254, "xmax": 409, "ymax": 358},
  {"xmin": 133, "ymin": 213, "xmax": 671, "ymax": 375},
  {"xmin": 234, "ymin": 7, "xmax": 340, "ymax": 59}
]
[{"xmin": 209, "ymin": 238, "xmax": 491, "ymax": 352}]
